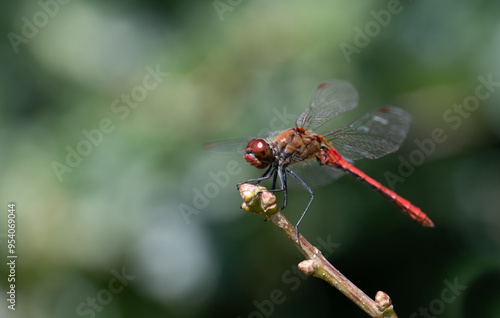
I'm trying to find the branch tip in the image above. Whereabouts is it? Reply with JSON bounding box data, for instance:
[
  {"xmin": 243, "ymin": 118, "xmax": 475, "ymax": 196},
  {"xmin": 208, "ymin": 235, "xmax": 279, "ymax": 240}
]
[
  {"xmin": 238, "ymin": 184, "xmax": 278, "ymax": 217},
  {"xmin": 375, "ymin": 291, "xmax": 393, "ymax": 312},
  {"xmin": 298, "ymin": 260, "xmax": 316, "ymax": 275}
]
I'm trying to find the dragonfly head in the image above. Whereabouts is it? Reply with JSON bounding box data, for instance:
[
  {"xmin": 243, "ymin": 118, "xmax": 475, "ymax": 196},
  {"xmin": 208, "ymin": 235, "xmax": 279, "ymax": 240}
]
[{"xmin": 244, "ymin": 139, "xmax": 273, "ymax": 169}]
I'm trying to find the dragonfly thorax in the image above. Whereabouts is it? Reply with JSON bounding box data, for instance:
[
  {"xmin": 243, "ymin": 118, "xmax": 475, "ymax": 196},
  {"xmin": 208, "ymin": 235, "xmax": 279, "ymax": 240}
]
[{"xmin": 273, "ymin": 128, "xmax": 323, "ymax": 166}]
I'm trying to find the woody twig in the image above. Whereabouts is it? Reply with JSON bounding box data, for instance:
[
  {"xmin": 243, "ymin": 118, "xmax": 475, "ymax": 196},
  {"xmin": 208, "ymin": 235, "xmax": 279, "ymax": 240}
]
[{"xmin": 239, "ymin": 183, "xmax": 398, "ymax": 318}]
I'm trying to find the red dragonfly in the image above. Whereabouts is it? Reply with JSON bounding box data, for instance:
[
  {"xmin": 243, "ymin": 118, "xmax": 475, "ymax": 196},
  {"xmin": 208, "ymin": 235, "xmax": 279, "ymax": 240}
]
[{"xmin": 207, "ymin": 80, "xmax": 434, "ymax": 228}]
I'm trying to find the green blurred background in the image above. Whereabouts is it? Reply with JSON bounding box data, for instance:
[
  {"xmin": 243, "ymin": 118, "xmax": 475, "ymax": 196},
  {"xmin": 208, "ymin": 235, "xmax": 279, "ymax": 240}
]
[{"xmin": 1, "ymin": 0, "xmax": 500, "ymax": 317}]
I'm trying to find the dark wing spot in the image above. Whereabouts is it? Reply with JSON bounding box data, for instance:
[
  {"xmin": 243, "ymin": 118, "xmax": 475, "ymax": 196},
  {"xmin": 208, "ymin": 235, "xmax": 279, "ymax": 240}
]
[{"xmin": 317, "ymin": 82, "xmax": 327, "ymax": 90}]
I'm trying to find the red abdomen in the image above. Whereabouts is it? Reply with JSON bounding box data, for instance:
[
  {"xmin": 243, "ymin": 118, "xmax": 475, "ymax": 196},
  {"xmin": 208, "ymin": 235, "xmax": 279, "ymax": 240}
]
[{"xmin": 318, "ymin": 147, "xmax": 434, "ymax": 227}]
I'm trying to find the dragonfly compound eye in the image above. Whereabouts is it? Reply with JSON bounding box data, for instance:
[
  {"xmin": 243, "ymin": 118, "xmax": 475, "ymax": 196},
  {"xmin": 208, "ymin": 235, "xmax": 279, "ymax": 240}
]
[{"xmin": 244, "ymin": 139, "xmax": 273, "ymax": 169}]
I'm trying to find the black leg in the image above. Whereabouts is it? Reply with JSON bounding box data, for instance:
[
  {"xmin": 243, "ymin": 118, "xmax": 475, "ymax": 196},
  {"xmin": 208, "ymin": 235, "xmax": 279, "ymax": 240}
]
[
  {"xmin": 277, "ymin": 166, "xmax": 287, "ymax": 210},
  {"xmin": 262, "ymin": 165, "xmax": 286, "ymax": 202},
  {"xmin": 267, "ymin": 165, "xmax": 286, "ymax": 194},
  {"xmin": 286, "ymin": 168, "xmax": 315, "ymax": 232},
  {"xmin": 271, "ymin": 169, "xmax": 278, "ymax": 190},
  {"xmin": 237, "ymin": 162, "xmax": 276, "ymax": 188}
]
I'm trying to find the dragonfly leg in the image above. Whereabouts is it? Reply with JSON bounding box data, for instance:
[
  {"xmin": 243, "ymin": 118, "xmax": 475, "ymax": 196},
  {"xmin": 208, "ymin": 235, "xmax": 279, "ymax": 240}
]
[
  {"xmin": 237, "ymin": 162, "xmax": 276, "ymax": 188},
  {"xmin": 286, "ymin": 167, "xmax": 315, "ymax": 234},
  {"xmin": 280, "ymin": 166, "xmax": 287, "ymax": 209},
  {"xmin": 271, "ymin": 168, "xmax": 278, "ymax": 190},
  {"xmin": 253, "ymin": 165, "xmax": 287, "ymax": 212},
  {"xmin": 261, "ymin": 165, "xmax": 287, "ymax": 208},
  {"xmin": 266, "ymin": 166, "xmax": 288, "ymax": 209}
]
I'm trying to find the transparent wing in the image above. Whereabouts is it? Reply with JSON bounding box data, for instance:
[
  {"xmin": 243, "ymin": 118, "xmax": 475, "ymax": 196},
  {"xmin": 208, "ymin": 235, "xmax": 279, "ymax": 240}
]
[
  {"xmin": 203, "ymin": 138, "xmax": 250, "ymax": 155},
  {"xmin": 204, "ymin": 130, "xmax": 282, "ymax": 155},
  {"xmin": 322, "ymin": 106, "xmax": 412, "ymax": 160},
  {"xmin": 296, "ymin": 80, "xmax": 359, "ymax": 131},
  {"xmin": 289, "ymin": 162, "xmax": 347, "ymax": 188}
]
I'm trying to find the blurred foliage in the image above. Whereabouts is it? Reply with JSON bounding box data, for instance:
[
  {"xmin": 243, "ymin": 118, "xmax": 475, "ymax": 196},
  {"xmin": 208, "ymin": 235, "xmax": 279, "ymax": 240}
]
[{"xmin": 1, "ymin": 0, "xmax": 500, "ymax": 317}]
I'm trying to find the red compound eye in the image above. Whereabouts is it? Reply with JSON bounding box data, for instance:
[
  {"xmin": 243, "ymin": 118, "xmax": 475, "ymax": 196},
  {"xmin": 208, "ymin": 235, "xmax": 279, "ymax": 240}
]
[
  {"xmin": 250, "ymin": 139, "xmax": 267, "ymax": 154},
  {"xmin": 244, "ymin": 139, "xmax": 273, "ymax": 169}
]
